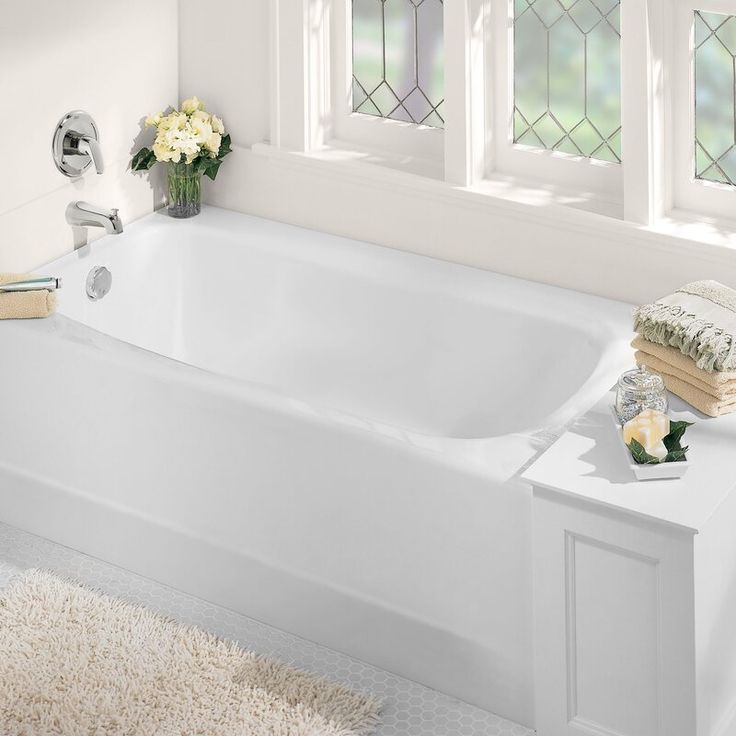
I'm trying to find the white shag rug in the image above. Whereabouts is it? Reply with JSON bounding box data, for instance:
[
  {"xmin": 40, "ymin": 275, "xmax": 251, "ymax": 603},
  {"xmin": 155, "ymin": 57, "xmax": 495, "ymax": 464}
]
[{"xmin": 0, "ymin": 569, "xmax": 381, "ymax": 736}]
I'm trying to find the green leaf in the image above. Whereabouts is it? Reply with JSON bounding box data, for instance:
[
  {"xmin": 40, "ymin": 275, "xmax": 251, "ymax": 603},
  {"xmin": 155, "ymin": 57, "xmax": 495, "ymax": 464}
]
[
  {"xmin": 204, "ymin": 159, "xmax": 222, "ymax": 181},
  {"xmin": 131, "ymin": 147, "xmax": 154, "ymax": 171},
  {"xmin": 663, "ymin": 447, "xmax": 689, "ymax": 463},
  {"xmin": 662, "ymin": 420, "xmax": 693, "ymax": 452},
  {"xmin": 216, "ymin": 133, "xmax": 232, "ymax": 160},
  {"xmin": 192, "ymin": 156, "xmax": 209, "ymax": 174},
  {"xmin": 627, "ymin": 438, "xmax": 662, "ymax": 465}
]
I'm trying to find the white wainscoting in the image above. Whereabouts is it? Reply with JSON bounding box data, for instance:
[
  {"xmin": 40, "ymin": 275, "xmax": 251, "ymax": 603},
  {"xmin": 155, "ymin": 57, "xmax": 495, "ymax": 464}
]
[{"xmin": 532, "ymin": 488, "xmax": 697, "ymax": 736}]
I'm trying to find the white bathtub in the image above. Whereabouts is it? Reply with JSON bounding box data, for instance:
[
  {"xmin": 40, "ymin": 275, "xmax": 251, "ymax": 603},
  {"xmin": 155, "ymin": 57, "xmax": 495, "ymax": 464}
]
[{"xmin": 0, "ymin": 207, "xmax": 632, "ymax": 726}]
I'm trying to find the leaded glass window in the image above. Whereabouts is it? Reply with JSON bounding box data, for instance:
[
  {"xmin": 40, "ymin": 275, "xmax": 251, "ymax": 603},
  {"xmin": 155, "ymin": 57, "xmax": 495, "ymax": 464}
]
[
  {"xmin": 352, "ymin": 0, "xmax": 445, "ymax": 128},
  {"xmin": 694, "ymin": 11, "xmax": 736, "ymax": 185},
  {"xmin": 513, "ymin": 0, "xmax": 622, "ymax": 163}
]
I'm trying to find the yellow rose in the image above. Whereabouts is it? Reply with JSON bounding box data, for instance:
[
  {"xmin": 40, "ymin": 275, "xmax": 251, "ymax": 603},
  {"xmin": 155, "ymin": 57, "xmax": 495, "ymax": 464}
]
[
  {"xmin": 145, "ymin": 112, "xmax": 162, "ymax": 128},
  {"xmin": 181, "ymin": 96, "xmax": 204, "ymax": 114}
]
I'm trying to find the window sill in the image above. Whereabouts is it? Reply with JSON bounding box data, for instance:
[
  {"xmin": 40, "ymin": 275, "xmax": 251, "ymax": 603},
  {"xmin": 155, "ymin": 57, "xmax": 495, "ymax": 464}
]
[
  {"xmin": 250, "ymin": 141, "xmax": 736, "ymax": 260},
  {"xmin": 254, "ymin": 140, "xmax": 446, "ymax": 183},
  {"xmin": 252, "ymin": 141, "xmax": 622, "ymax": 218}
]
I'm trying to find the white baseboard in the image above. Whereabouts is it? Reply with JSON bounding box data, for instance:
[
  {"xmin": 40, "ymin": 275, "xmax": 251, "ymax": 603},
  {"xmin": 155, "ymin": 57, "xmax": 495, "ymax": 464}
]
[{"xmin": 0, "ymin": 462, "xmax": 534, "ymax": 727}]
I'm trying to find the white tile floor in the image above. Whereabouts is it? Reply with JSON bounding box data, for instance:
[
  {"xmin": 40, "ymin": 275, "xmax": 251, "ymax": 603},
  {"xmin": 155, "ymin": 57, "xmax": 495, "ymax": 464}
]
[{"xmin": 0, "ymin": 522, "xmax": 533, "ymax": 736}]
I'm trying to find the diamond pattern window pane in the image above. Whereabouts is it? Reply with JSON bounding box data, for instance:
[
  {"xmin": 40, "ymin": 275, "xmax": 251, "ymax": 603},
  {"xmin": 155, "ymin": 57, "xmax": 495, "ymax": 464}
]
[
  {"xmin": 352, "ymin": 0, "xmax": 445, "ymax": 128},
  {"xmin": 694, "ymin": 11, "xmax": 736, "ymax": 185},
  {"xmin": 513, "ymin": 0, "xmax": 622, "ymax": 163}
]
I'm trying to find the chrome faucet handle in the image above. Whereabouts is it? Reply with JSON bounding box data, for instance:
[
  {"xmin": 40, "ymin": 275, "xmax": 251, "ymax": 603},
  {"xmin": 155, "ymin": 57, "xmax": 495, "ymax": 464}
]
[
  {"xmin": 76, "ymin": 134, "xmax": 104, "ymax": 175},
  {"xmin": 53, "ymin": 111, "xmax": 103, "ymax": 178}
]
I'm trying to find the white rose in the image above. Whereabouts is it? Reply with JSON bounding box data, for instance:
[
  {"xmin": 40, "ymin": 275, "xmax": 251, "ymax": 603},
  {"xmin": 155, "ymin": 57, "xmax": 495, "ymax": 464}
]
[
  {"xmin": 157, "ymin": 114, "xmax": 173, "ymax": 132},
  {"xmin": 192, "ymin": 109, "xmax": 211, "ymax": 122},
  {"xmin": 205, "ymin": 132, "xmax": 222, "ymax": 155},
  {"xmin": 153, "ymin": 141, "xmax": 175, "ymax": 162},
  {"xmin": 145, "ymin": 112, "xmax": 162, "ymax": 128},
  {"xmin": 173, "ymin": 112, "xmax": 189, "ymax": 129},
  {"xmin": 161, "ymin": 114, "xmax": 185, "ymax": 134},
  {"xmin": 170, "ymin": 126, "xmax": 201, "ymax": 159},
  {"xmin": 189, "ymin": 117, "xmax": 213, "ymax": 145},
  {"xmin": 211, "ymin": 115, "xmax": 225, "ymax": 134},
  {"xmin": 181, "ymin": 96, "xmax": 204, "ymax": 114}
]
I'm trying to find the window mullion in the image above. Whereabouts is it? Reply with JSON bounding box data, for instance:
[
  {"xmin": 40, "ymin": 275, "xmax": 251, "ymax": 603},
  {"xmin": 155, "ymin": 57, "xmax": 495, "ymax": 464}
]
[
  {"xmin": 621, "ymin": 0, "xmax": 666, "ymax": 225},
  {"xmin": 271, "ymin": 0, "xmax": 329, "ymax": 152},
  {"xmin": 444, "ymin": 0, "xmax": 487, "ymax": 186}
]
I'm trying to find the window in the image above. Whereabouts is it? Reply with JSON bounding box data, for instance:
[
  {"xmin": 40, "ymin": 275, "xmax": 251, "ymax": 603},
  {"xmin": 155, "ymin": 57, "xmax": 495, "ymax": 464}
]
[
  {"xmin": 325, "ymin": 0, "xmax": 444, "ymax": 163},
  {"xmin": 694, "ymin": 10, "xmax": 736, "ymax": 185},
  {"xmin": 272, "ymin": 0, "xmax": 736, "ymax": 227},
  {"xmin": 352, "ymin": 0, "xmax": 445, "ymax": 127},
  {"xmin": 513, "ymin": 0, "xmax": 622, "ymax": 163},
  {"xmin": 489, "ymin": 0, "xmax": 624, "ymax": 200},
  {"xmin": 670, "ymin": 0, "xmax": 736, "ymax": 220}
]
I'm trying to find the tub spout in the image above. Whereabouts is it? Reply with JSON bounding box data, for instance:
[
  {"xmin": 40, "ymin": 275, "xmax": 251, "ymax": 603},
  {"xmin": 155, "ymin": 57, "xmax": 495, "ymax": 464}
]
[{"xmin": 66, "ymin": 201, "xmax": 123, "ymax": 235}]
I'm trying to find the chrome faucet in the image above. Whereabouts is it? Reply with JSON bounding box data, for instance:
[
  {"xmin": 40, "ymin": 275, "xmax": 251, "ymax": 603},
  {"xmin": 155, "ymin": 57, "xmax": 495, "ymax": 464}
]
[{"xmin": 66, "ymin": 201, "xmax": 123, "ymax": 235}]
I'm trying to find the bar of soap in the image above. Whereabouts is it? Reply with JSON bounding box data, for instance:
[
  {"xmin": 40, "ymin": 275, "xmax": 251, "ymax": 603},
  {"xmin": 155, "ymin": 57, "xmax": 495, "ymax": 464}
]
[
  {"xmin": 648, "ymin": 440, "xmax": 668, "ymax": 461},
  {"xmin": 623, "ymin": 409, "xmax": 670, "ymax": 451}
]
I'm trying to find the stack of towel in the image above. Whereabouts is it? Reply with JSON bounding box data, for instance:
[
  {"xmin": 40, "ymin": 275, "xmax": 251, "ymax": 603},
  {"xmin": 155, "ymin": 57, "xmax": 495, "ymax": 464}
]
[
  {"xmin": 633, "ymin": 280, "xmax": 736, "ymax": 417},
  {"xmin": 0, "ymin": 273, "xmax": 57, "ymax": 319}
]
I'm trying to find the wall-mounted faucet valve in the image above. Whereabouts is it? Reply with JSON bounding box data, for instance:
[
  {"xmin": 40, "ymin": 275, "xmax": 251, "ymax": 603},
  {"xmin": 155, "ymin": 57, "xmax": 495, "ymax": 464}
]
[{"xmin": 53, "ymin": 111, "xmax": 104, "ymax": 177}]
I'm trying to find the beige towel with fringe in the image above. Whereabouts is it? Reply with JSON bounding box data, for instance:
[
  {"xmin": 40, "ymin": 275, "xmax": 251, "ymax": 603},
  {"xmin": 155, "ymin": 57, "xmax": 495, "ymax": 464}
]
[
  {"xmin": 633, "ymin": 280, "xmax": 736, "ymax": 372},
  {"xmin": 653, "ymin": 370, "xmax": 736, "ymax": 417},
  {"xmin": 631, "ymin": 335, "xmax": 736, "ymax": 388},
  {"xmin": 0, "ymin": 273, "xmax": 57, "ymax": 319},
  {"xmin": 635, "ymin": 350, "xmax": 736, "ymax": 400}
]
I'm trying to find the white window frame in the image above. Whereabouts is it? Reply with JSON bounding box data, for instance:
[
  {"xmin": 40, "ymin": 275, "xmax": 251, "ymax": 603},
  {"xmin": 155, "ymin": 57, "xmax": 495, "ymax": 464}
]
[
  {"xmin": 487, "ymin": 0, "xmax": 623, "ymax": 201},
  {"xmin": 329, "ymin": 0, "xmax": 445, "ymax": 163},
  {"xmin": 669, "ymin": 0, "xmax": 736, "ymax": 220},
  {"xmin": 272, "ymin": 0, "xmax": 736, "ymax": 230}
]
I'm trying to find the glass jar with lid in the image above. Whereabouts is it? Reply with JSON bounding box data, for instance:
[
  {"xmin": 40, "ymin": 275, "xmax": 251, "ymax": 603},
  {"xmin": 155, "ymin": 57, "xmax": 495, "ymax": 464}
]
[{"xmin": 615, "ymin": 366, "xmax": 669, "ymax": 423}]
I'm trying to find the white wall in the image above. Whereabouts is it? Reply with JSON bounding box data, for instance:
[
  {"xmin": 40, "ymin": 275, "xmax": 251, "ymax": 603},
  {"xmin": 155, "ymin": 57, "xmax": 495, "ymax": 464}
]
[
  {"xmin": 178, "ymin": 0, "xmax": 269, "ymax": 148},
  {"xmin": 177, "ymin": 0, "xmax": 736, "ymax": 306},
  {"xmin": 0, "ymin": 0, "xmax": 178, "ymax": 272}
]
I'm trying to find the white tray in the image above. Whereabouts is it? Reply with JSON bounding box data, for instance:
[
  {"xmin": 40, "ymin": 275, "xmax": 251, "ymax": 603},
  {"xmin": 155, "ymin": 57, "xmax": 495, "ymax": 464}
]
[{"xmin": 610, "ymin": 406, "xmax": 690, "ymax": 481}]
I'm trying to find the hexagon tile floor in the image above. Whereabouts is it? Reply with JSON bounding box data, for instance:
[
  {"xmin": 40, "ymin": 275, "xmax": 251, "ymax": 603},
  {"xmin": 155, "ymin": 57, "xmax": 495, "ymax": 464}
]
[{"xmin": 0, "ymin": 522, "xmax": 533, "ymax": 736}]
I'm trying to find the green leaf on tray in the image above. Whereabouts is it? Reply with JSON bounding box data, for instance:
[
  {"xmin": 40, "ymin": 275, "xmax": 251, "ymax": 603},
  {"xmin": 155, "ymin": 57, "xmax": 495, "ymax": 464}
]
[
  {"xmin": 663, "ymin": 447, "xmax": 689, "ymax": 463},
  {"xmin": 627, "ymin": 420, "xmax": 693, "ymax": 465},
  {"xmin": 627, "ymin": 438, "xmax": 662, "ymax": 465},
  {"xmin": 663, "ymin": 420, "xmax": 693, "ymax": 451}
]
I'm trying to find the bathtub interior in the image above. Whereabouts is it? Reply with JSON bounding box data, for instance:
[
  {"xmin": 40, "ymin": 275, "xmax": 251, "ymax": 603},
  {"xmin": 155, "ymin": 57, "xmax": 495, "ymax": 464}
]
[{"xmin": 47, "ymin": 211, "xmax": 630, "ymax": 439}]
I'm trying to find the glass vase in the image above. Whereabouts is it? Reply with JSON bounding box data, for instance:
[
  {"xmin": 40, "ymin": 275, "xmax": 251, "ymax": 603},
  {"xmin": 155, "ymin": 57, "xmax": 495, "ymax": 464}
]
[{"xmin": 167, "ymin": 162, "xmax": 201, "ymax": 218}]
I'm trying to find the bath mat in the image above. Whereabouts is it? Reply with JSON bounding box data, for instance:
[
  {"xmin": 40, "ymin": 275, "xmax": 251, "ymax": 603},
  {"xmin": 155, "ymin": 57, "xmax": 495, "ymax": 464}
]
[{"xmin": 0, "ymin": 569, "xmax": 381, "ymax": 736}]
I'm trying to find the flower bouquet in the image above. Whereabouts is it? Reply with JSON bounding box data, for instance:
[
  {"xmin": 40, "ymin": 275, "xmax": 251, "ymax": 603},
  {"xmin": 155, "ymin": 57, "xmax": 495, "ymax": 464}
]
[{"xmin": 131, "ymin": 97, "xmax": 232, "ymax": 218}]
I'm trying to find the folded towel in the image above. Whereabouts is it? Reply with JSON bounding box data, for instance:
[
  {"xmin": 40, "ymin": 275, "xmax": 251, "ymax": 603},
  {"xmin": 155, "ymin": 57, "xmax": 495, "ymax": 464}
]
[
  {"xmin": 633, "ymin": 280, "xmax": 736, "ymax": 372},
  {"xmin": 0, "ymin": 273, "xmax": 57, "ymax": 320},
  {"xmin": 631, "ymin": 335, "xmax": 736, "ymax": 388},
  {"xmin": 635, "ymin": 350, "xmax": 736, "ymax": 400},
  {"xmin": 653, "ymin": 370, "xmax": 736, "ymax": 417}
]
